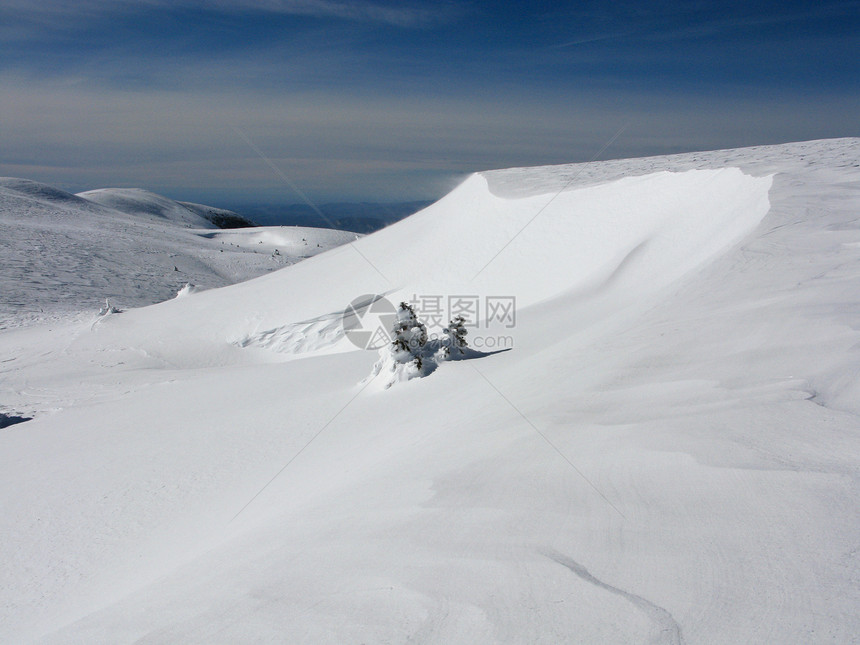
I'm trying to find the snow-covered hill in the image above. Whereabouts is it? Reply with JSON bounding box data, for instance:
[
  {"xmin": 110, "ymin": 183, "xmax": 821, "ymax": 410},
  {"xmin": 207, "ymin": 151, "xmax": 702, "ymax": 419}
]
[
  {"xmin": 1, "ymin": 138, "xmax": 858, "ymax": 643},
  {"xmin": 178, "ymin": 201, "xmax": 256, "ymax": 229},
  {"xmin": 76, "ymin": 188, "xmax": 218, "ymax": 228},
  {"xmin": 0, "ymin": 179, "xmax": 359, "ymax": 329}
]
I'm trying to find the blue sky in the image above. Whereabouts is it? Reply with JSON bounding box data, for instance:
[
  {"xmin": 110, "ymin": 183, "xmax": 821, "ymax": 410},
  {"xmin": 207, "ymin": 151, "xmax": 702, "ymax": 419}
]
[{"xmin": 1, "ymin": 0, "xmax": 857, "ymax": 204}]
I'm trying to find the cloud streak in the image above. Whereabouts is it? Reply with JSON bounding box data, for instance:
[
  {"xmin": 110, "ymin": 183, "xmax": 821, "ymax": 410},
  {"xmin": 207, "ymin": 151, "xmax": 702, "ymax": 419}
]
[{"xmin": 0, "ymin": 0, "xmax": 459, "ymax": 28}]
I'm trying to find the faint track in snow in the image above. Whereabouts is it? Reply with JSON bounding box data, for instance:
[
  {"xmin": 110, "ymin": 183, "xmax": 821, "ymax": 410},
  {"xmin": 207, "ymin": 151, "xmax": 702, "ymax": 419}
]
[{"xmin": 542, "ymin": 549, "xmax": 685, "ymax": 645}]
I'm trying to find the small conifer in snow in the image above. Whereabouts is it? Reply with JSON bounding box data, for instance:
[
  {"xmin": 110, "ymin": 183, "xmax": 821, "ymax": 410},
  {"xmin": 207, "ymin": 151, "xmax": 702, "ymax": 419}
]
[
  {"xmin": 367, "ymin": 302, "xmax": 474, "ymax": 388},
  {"xmin": 391, "ymin": 302, "xmax": 428, "ymax": 369},
  {"xmin": 440, "ymin": 315, "xmax": 468, "ymax": 358}
]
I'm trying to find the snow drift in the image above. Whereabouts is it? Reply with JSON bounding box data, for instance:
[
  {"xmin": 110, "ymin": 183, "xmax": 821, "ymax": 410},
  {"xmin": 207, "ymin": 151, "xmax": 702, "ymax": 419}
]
[{"xmin": 78, "ymin": 166, "xmax": 771, "ymax": 368}]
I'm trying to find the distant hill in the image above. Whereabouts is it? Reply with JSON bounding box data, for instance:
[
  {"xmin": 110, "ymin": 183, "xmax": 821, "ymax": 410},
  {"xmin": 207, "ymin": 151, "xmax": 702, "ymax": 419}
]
[
  {"xmin": 179, "ymin": 202, "xmax": 256, "ymax": 229},
  {"xmin": 75, "ymin": 188, "xmax": 248, "ymax": 229},
  {"xmin": 0, "ymin": 178, "xmax": 354, "ymax": 328},
  {"xmin": 0, "ymin": 178, "xmax": 94, "ymax": 208}
]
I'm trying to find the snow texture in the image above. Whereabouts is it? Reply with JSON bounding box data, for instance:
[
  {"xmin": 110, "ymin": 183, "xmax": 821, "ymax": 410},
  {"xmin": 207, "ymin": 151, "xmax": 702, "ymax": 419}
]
[{"xmin": 1, "ymin": 138, "xmax": 859, "ymax": 644}]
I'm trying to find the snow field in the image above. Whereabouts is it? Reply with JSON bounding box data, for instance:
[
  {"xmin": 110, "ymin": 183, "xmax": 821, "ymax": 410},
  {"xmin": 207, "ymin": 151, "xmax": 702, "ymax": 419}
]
[
  {"xmin": 1, "ymin": 138, "xmax": 858, "ymax": 643},
  {"xmin": 0, "ymin": 178, "xmax": 360, "ymax": 329}
]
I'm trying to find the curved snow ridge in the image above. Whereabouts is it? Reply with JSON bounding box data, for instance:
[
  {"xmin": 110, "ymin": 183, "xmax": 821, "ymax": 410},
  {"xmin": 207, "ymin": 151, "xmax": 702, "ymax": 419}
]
[
  {"xmin": 77, "ymin": 167, "xmax": 772, "ymax": 366},
  {"xmin": 359, "ymin": 166, "xmax": 774, "ymax": 309},
  {"xmin": 479, "ymin": 138, "xmax": 855, "ymax": 199},
  {"xmin": 243, "ymin": 167, "xmax": 774, "ymax": 359},
  {"xmin": 76, "ymin": 188, "xmax": 215, "ymax": 228}
]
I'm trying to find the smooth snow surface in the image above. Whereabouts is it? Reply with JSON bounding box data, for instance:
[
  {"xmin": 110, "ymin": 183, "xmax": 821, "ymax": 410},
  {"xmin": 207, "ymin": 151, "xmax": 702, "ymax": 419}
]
[{"xmin": 1, "ymin": 138, "xmax": 859, "ymax": 644}]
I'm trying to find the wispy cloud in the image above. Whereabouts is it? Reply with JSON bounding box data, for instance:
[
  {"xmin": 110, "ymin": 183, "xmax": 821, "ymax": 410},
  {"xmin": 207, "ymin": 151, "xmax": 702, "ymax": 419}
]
[
  {"xmin": 229, "ymin": 0, "xmax": 459, "ymax": 27},
  {"xmin": 593, "ymin": 2, "xmax": 859, "ymax": 44},
  {"xmin": 0, "ymin": 0, "xmax": 461, "ymax": 28},
  {"xmin": 553, "ymin": 32, "xmax": 635, "ymax": 49}
]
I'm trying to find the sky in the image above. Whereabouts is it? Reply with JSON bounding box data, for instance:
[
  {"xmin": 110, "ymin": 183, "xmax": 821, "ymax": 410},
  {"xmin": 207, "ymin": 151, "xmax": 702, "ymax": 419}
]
[{"xmin": 0, "ymin": 0, "xmax": 858, "ymax": 205}]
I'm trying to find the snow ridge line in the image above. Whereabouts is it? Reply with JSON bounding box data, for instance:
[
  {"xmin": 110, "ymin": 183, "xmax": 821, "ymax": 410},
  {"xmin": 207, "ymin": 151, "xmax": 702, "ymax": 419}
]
[{"xmin": 542, "ymin": 549, "xmax": 685, "ymax": 645}]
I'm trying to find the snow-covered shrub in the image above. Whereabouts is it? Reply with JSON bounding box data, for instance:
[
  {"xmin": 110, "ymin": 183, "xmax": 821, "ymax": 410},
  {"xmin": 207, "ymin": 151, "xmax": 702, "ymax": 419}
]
[
  {"xmin": 391, "ymin": 302, "xmax": 428, "ymax": 369},
  {"xmin": 438, "ymin": 315, "xmax": 468, "ymax": 359},
  {"xmin": 368, "ymin": 303, "xmax": 469, "ymax": 389}
]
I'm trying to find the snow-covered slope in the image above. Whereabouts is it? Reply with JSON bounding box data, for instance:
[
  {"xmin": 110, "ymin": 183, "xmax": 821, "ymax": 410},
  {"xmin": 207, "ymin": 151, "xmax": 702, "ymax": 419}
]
[
  {"xmin": 0, "ymin": 180, "xmax": 359, "ymax": 329},
  {"xmin": 1, "ymin": 139, "xmax": 858, "ymax": 643},
  {"xmin": 178, "ymin": 201, "xmax": 256, "ymax": 228},
  {"xmin": 74, "ymin": 187, "xmax": 256, "ymax": 229},
  {"xmin": 0, "ymin": 178, "xmax": 96, "ymax": 208},
  {"xmin": 76, "ymin": 188, "xmax": 216, "ymax": 228}
]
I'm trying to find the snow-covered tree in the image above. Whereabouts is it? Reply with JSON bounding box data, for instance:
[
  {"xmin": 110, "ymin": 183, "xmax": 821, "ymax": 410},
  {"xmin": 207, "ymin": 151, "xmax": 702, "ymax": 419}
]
[
  {"xmin": 391, "ymin": 301, "xmax": 428, "ymax": 369},
  {"xmin": 367, "ymin": 302, "xmax": 471, "ymax": 389},
  {"xmin": 367, "ymin": 301, "xmax": 431, "ymax": 388},
  {"xmin": 439, "ymin": 315, "xmax": 468, "ymax": 358}
]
